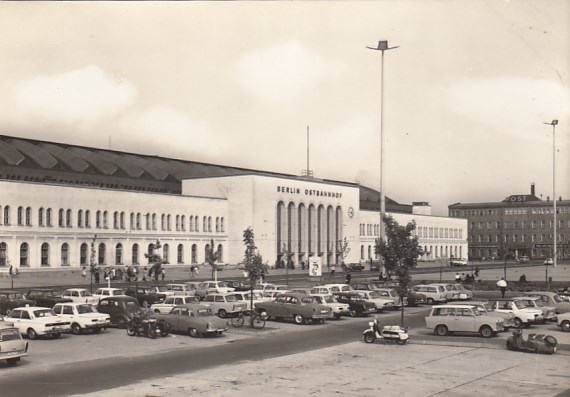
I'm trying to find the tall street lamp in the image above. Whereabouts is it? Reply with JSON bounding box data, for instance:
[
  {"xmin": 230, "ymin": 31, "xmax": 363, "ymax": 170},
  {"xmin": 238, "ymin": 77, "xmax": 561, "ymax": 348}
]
[
  {"xmin": 544, "ymin": 119, "xmax": 558, "ymax": 268},
  {"xmin": 367, "ymin": 40, "xmax": 399, "ymax": 275}
]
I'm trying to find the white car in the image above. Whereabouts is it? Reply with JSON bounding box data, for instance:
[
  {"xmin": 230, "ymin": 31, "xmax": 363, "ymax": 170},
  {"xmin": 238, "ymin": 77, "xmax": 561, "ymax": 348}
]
[
  {"xmin": 202, "ymin": 293, "xmax": 247, "ymax": 318},
  {"xmin": 512, "ymin": 297, "xmax": 557, "ymax": 322},
  {"xmin": 93, "ymin": 288, "xmax": 126, "ymax": 300},
  {"xmin": 150, "ymin": 296, "xmax": 200, "ymax": 313},
  {"xmin": 61, "ymin": 288, "xmax": 99, "ymax": 305},
  {"xmin": 488, "ymin": 299, "xmax": 544, "ymax": 328},
  {"xmin": 52, "ymin": 302, "xmax": 110, "ymax": 335},
  {"xmin": 165, "ymin": 284, "xmax": 196, "ymax": 297},
  {"xmin": 6, "ymin": 306, "xmax": 71, "ymax": 339},
  {"xmin": 148, "ymin": 285, "xmax": 176, "ymax": 297},
  {"xmin": 232, "ymin": 291, "xmax": 263, "ymax": 311},
  {"xmin": 311, "ymin": 294, "xmax": 350, "ymax": 319},
  {"xmin": 558, "ymin": 312, "xmax": 570, "ymax": 332},
  {"xmin": 0, "ymin": 323, "xmax": 28, "ymax": 366},
  {"xmin": 201, "ymin": 281, "xmax": 235, "ymax": 294},
  {"xmin": 310, "ymin": 284, "xmax": 352, "ymax": 295},
  {"xmin": 355, "ymin": 290, "xmax": 395, "ymax": 312}
]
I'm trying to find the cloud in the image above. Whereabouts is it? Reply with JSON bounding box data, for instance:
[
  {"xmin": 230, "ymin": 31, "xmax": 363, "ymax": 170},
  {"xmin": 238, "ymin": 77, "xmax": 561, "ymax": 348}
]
[
  {"xmin": 235, "ymin": 40, "xmax": 344, "ymax": 104},
  {"xmin": 446, "ymin": 77, "xmax": 568, "ymax": 138},
  {"xmin": 14, "ymin": 65, "xmax": 137, "ymax": 124}
]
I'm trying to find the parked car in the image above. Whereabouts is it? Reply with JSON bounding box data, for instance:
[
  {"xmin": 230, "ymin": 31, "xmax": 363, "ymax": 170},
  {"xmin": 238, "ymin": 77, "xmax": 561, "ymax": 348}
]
[
  {"xmin": 148, "ymin": 285, "xmax": 176, "ymax": 297},
  {"xmin": 557, "ymin": 312, "xmax": 570, "ymax": 332},
  {"xmin": 257, "ymin": 291, "xmax": 287, "ymax": 302},
  {"xmin": 310, "ymin": 284, "xmax": 352, "ymax": 295},
  {"xmin": 355, "ymin": 290, "xmax": 395, "ymax": 312},
  {"xmin": 93, "ymin": 288, "xmax": 127, "ymax": 301},
  {"xmin": 152, "ymin": 304, "xmax": 228, "ymax": 337},
  {"xmin": 202, "ymin": 293, "xmax": 247, "ymax": 318},
  {"xmin": 125, "ymin": 287, "xmax": 167, "ymax": 308},
  {"xmin": 448, "ymin": 284, "xmax": 473, "ymax": 301},
  {"xmin": 544, "ymin": 258, "xmax": 554, "ymax": 265},
  {"xmin": 199, "ymin": 281, "xmax": 235, "ymax": 295},
  {"xmin": 52, "ymin": 302, "xmax": 110, "ymax": 335},
  {"xmin": 487, "ymin": 298, "xmax": 544, "ymax": 328},
  {"xmin": 333, "ymin": 292, "xmax": 377, "ymax": 317},
  {"xmin": 455, "ymin": 301, "xmax": 516, "ymax": 329},
  {"xmin": 518, "ymin": 256, "xmax": 530, "ymax": 263},
  {"xmin": 406, "ymin": 290, "xmax": 427, "ymax": 306},
  {"xmin": 310, "ymin": 294, "xmax": 350, "ymax": 319},
  {"xmin": 449, "ymin": 258, "xmax": 468, "ymax": 266},
  {"xmin": 0, "ymin": 324, "xmax": 28, "ymax": 366},
  {"xmin": 351, "ymin": 282, "xmax": 378, "ymax": 292},
  {"xmin": 24, "ymin": 289, "xmax": 71, "ymax": 308},
  {"xmin": 511, "ymin": 297, "xmax": 557, "ymax": 322},
  {"xmin": 222, "ymin": 280, "xmax": 250, "ymax": 292},
  {"xmin": 232, "ymin": 291, "xmax": 263, "ymax": 311},
  {"xmin": 524, "ymin": 291, "xmax": 570, "ymax": 314},
  {"xmin": 255, "ymin": 293, "xmax": 333, "ymax": 324},
  {"xmin": 425, "ymin": 304, "xmax": 504, "ymax": 338},
  {"xmin": 6, "ymin": 306, "xmax": 71, "ymax": 339},
  {"xmin": 374, "ymin": 288, "xmax": 408, "ymax": 307},
  {"xmin": 60, "ymin": 288, "xmax": 99, "ymax": 305},
  {"xmin": 150, "ymin": 296, "xmax": 200, "ymax": 314},
  {"xmin": 96, "ymin": 296, "xmax": 143, "ymax": 328},
  {"xmin": 411, "ymin": 285, "xmax": 447, "ymax": 305},
  {"xmin": 428, "ymin": 284, "xmax": 461, "ymax": 301},
  {"xmin": 0, "ymin": 290, "xmax": 35, "ymax": 315},
  {"xmin": 347, "ymin": 263, "xmax": 364, "ymax": 271}
]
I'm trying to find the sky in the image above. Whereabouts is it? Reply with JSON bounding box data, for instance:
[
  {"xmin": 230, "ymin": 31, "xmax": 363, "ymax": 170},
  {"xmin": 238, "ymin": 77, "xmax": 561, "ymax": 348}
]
[{"xmin": 0, "ymin": 0, "xmax": 568, "ymax": 216}]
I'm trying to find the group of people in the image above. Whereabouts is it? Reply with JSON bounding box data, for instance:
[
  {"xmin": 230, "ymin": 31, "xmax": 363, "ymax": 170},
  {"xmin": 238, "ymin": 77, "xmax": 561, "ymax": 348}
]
[{"xmin": 454, "ymin": 266, "xmax": 480, "ymax": 284}]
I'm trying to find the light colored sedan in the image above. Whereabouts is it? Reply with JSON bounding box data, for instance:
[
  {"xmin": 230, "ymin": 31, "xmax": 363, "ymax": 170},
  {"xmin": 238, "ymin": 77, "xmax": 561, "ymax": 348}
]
[
  {"xmin": 355, "ymin": 290, "xmax": 395, "ymax": 312},
  {"xmin": 557, "ymin": 312, "xmax": 570, "ymax": 332},
  {"xmin": 5, "ymin": 306, "xmax": 71, "ymax": 339},
  {"xmin": 0, "ymin": 323, "xmax": 28, "ymax": 366},
  {"xmin": 52, "ymin": 302, "xmax": 110, "ymax": 335},
  {"xmin": 311, "ymin": 294, "xmax": 350, "ymax": 319},
  {"xmin": 61, "ymin": 288, "xmax": 99, "ymax": 305},
  {"xmin": 150, "ymin": 296, "xmax": 200, "ymax": 314}
]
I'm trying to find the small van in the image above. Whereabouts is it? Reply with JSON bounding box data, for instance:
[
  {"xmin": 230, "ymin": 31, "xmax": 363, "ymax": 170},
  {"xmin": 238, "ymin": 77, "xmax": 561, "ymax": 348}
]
[{"xmin": 411, "ymin": 285, "xmax": 447, "ymax": 305}]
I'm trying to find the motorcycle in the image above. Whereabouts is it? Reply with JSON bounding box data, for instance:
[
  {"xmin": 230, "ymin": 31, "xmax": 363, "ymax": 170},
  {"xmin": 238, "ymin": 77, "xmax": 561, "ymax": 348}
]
[
  {"xmin": 363, "ymin": 317, "xmax": 409, "ymax": 345},
  {"xmin": 126, "ymin": 311, "xmax": 170, "ymax": 339},
  {"xmin": 506, "ymin": 329, "xmax": 557, "ymax": 354}
]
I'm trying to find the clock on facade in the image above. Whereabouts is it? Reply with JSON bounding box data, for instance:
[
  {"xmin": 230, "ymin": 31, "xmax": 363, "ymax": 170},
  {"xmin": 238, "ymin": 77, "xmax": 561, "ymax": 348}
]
[{"xmin": 347, "ymin": 207, "xmax": 354, "ymax": 218}]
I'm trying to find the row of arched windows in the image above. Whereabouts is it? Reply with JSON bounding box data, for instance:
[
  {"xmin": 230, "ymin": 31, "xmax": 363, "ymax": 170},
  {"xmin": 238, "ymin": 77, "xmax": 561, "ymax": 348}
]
[
  {"xmin": 0, "ymin": 205, "xmax": 225, "ymax": 233},
  {"xmin": 0, "ymin": 241, "xmax": 224, "ymax": 267},
  {"xmin": 359, "ymin": 244, "xmax": 463, "ymax": 260}
]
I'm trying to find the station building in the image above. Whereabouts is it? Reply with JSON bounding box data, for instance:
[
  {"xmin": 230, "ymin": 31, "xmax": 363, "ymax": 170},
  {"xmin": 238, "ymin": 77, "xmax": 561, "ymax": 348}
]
[
  {"xmin": 0, "ymin": 135, "xmax": 467, "ymax": 272},
  {"xmin": 448, "ymin": 183, "xmax": 570, "ymax": 260}
]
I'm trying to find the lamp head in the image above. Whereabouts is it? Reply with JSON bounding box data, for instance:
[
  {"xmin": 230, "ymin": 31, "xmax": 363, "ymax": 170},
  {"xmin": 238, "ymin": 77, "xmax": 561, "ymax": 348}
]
[{"xmin": 552, "ymin": 119, "xmax": 558, "ymax": 125}]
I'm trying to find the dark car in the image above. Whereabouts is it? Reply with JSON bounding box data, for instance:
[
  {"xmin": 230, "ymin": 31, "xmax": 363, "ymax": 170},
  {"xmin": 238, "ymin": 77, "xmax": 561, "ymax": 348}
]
[
  {"xmin": 0, "ymin": 290, "xmax": 35, "ymax": 315},
  {"xmin": 24, "ymin": 289, "xmax": 71, "ymax": 308},
  {"xmin": 223, "ymin": 280, "xmax": 251, "ymax": 292},
  {"xmin": 333, "ymin": 292, "xmax": 377, "ymax": 317},
  {"xmin": 347, "ymin": 263, "xmax": 364, "ymax": 272},
  {"xmin": 96, "ymin": 296, "xmax": 144, "ymax": 328},
  {"xmin": 125, "ymin": 287, "xmax": 166, "ymax": 308},
  {"xmin": 351, "ymin": 282, "xmax": 376, "ymax": 291}
]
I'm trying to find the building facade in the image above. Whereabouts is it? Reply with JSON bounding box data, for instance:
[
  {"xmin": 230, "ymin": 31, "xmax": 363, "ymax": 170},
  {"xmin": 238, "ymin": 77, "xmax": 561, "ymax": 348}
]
[
  {"xmin": 449, "ymin": 184, "xmax": 570, "ymax": 260},
  {"xmin": 0, "ymin": 135, "xmax": 467, "ymax": 272}
]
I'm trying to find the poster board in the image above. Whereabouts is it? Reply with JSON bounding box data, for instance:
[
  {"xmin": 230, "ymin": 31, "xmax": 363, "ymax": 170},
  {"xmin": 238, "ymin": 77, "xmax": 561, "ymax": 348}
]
[{"xmin": 308, "ymin": 257, "xmax": 323, "ymax": 282}]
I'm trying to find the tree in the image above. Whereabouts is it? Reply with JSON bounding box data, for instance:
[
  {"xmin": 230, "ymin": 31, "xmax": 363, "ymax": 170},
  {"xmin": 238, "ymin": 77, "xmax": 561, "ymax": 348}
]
[
  {"xmin": 337, "ymin": 237, "xmax": 351, "ymax": 270},
  {"xmin": 243, "ymin": 227, "xmax": 268, "ymax": 320},
  {"xmin": 205, "ymin": 239, "xmax": 221, "ymax": 280},
  {"xmin": 375, "ymin": 215, "xmax": 423, "ymax": 326},
  {"xmin": 144, "ymin": 240, "xmax": 167, "ymax": 284}
]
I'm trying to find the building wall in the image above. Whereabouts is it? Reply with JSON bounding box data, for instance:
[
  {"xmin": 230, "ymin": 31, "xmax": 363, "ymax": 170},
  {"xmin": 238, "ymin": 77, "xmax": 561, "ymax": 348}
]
[
  {"xmin": 0, "ymin": 180, "xmax": 228, "ymax": 270},
  {"xmin": 359, "ymin": 210, "xmax": 468, "ymax": 263}
]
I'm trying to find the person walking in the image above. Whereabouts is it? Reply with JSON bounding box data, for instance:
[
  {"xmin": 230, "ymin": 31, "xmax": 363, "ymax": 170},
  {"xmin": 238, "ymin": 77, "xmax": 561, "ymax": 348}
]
[
  {"xmin": 497, "ymin": 277, "xmax": 507, "ymax": 298},
  {"xmin": 474, "ymin": 266, "xmax": 480, "ymax": 278},
  {"xmin": 455, "ymin": 272, "xmax": 461, "ymax": 282},
  {"xmin": 94, "ymin": 269, "xmax": 100, "ymax": 284},
  {"xmin": 345, "ymin": 270, "xmax": 352, "ymax": 285},
  {"xmin": 81, "ymin": 266, "xmax": 87, "ymax": 278},
  {"xmin": 330, "ymin": 264, "xmax": 336, "ymax": 279}
]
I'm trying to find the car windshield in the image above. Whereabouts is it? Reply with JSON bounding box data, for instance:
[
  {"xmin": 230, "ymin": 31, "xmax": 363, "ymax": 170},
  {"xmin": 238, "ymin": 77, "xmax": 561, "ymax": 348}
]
[
  {"xmin": 77, "ymin": 304, "xmax": 96, "ymax": 314},
  {"xmin": 312, "ymin": 296, "xmax": 323, "ymax": 304},
  {"xmin": 196, "ymin": 308, "xmax": 213, "ymax": 317},
  {"xmin": 552, "ymin": 295, "xmax": 563, "ymax": 303},
  {"xmin": 34, "ymin": 309, "xmax": 55, "ymax": 317},
  {"xmin": 113, "ymin": 289, "xmax": 125, "ymax": 295},
  {"xmin": 368, "ymin": 291, "xmax": 380, "ymax": 299},
  {"xmin": 225, "ymin": 295, "xmax": 237, "ymax": 302},
  {"xmin": 301, "ymin": 297, "xmax": 315, "ymax": 304},
  {"xmin": 349, "ymin": 295, "xmax": 364, "ymax": 302},
  {"xmin": 79, "ymin": 291, "xmax": 93, "ymax": 297},
  {"xmin": 514, "ymin": 300, "xmax": 533, "ymax": 309},
  {"xmin": 42, "ymin": 291, "xmax": 58, "ymax": 297},
  {"xmin": 155, "ymin": 286, "xmax": 168, "ymax": 292}
]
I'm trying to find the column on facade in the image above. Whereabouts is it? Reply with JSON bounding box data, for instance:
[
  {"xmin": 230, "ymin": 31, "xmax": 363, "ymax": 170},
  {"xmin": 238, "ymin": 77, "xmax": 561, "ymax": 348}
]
[
  {"xmin": 308, "ymin": 204, "xmax": 316, "ymax": 258},
  {"xmin": 318, "ymin": 205, "xmax": 326, "ymax": 264},
  {"xmin": 297, "ymin": 203, "xmax": 307, "ymax": 265},
  {"xmin": 287, "ymin": 202, "xmax": 297, "ymax": 268},
  {"xmin": 335, "ymin": 206, "xmax": 343, "ymax": 265},
  {"xmin": 276, "ymin": 201, "xmax": 286, "ymax": 264}
]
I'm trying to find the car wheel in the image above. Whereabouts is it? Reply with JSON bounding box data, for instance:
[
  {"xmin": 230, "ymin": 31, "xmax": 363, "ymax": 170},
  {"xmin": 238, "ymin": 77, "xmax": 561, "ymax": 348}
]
[
  {"xmin": 147, "ymin": 327, "xmax": 157, "ymax": 339},
  {"xmin": 188, "ymin": 328, "xmax": 200, "ymax": 338},
  {"xmin": 218, "ymin": 309, "xmax": 227, "ymax": 318},
  {"xmin": 294, "ymin": 314, "xmax": 305, "ymax": 325},
  {"xmin": 513, "ymin": 318, "xmax": 524, "ymax": 329},
  {"xmin": 435, "ymin": 325, "xmax": 448, "ymax": 336},
  {"xmin": 349, "ymin": 309, "xmax": 358, "ymax": 317},
  {"xmin": 6, "ymin": 357, "xmax": 20, "ymax": 366},
  {"xmin": 480, "ymin": 325, "xmax": 493, "ymax": 338},
  {"xmin": 51, "ymin": 333, "xmax": 61, "ymax": 339},
  {"xmin": 27, "ymin": 328, "xmax": 38, "ymax": 340},
  {"xmin": 396, "ymin": 339, "xmax": 407, "ymax": 345},
  {"xmin": 71, "ymin": 323, "xmax": 82, "ymax": 335},
  {"xmin": 561, "ymin": 320, "xmax": 570, "ymax": 332},
  {"xmin": 126, "ymin": 323, "xmax": 136, "ymax": 336},
  {"xmin": 333, "ymin": 313, "xmax": 341, "ymax": 320},
  {"xmin": 93, "ymin": 327, "xmax": 102, "ymax": 334},
  {"xmin": 427, "ymin": 298, "xmax": 434, "ymax": 305},
  {"xmin": 154, "ymin": 309, "xmax": 160, "ymax": 314},
  {"xmin": 116, "ymin": 317, "xmax": 128, "ymax": 329}
]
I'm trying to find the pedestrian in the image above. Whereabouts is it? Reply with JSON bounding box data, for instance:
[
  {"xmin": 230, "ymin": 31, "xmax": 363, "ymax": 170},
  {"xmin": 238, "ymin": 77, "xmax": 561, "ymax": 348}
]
[
  {"xmin": 161, "ymin": 268, "xmax": 166, "ymax": 281},
  {"xmin": 474, "ymin": 266, "xmax": 480, "ymax": 278},
  {"xmin": 455, "ymin": 272, "xmax": 461, "ymax": 282},
  {"xmin": 143, "ymin": 266, "xmax": 148, "ymax": 282},
  {"xmin": 81, "ymin": 266, "xmax": 87, "ymax": 278},
  {"xmin": 345, "ymin": 270, "xmax": 352, "ymax": 285},
  {"xmin": 330, "ymin": 264, "xmax": 336, "ymax": 279},
  {"xmin": 497, "ymin": 277, "xmax": 507, "ymax": 298},
  {"xmin": 94, "ymin": 269, "xmax": 100, "ymax": 284},
  {"xmin": 461, "ymin": 273, "xmax": 466, "ymax": 283}
]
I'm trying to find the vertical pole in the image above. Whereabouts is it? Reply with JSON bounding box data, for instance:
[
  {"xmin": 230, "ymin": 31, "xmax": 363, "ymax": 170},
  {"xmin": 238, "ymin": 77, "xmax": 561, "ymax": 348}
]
[
  {"xmin": 553, "ymin": 123, "xmax": 557, "ymax": 269},
  {"xmin": 307, "ymin": 126, "xmax": 310, "ymax": 175}
]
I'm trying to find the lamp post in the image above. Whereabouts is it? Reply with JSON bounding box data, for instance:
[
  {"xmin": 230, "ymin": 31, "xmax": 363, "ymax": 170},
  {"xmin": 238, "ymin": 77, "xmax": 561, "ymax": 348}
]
[
  {"xmin": 543, "ymin": 120, "xmax": 558, "ymax": 268},
  {"xmin": 367, "ymin": 40, "xmax": 399, "ymax": 276}
]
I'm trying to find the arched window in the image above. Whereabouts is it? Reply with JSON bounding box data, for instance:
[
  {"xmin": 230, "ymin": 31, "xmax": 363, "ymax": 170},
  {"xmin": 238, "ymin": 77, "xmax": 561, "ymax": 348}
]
[
  {"xmin": 114, "ymin": 212, "xmax": 119, "ymax": 229},
  {"xmin": 132, "ymin": 244, "xmax": 139, "ymax": 265},
  {"xmin": 61, "ymin": 243, "xmax": 70, "ymax": 265},
  {"xmin": 208, "ymin": 217, "xmax": 212, "ymax": 232},
  {"xmin": 161, "ymin": 214, "xmax": 166, "ymax": 231},
  {"xmin": 96, "ymin": 211, "xmax": 101, "ymax": 228},
  {"xmin": 189, "ymin": 216, "xmax": 194, "ymax": 232},
  {"xmin": 204, "ymin": 244, "xmax": 210, "ymax": 262},
  {"xmin": 203, "ymin": 216, "xmax": 207, "ymax": 232},
  {"xmin": 177, "ymin": 244, "xmax": 184, "ymax": 264},
  {"xmin": 41, "ymin": 243, "xmax": 50, "ymax": 266},
  {"xmin": 147, "ymin": 244, "xmax": 154, "ymax": 264},
  {"xmin": 175, "ymin": 215, "xmax": 180, "ymax": 231},
  {"xmin": 136, "ymin": 213, "xmax": 141, "ymax": 230},
  {"xmin": 146, "ymin": 213, "xmax": 151, "ymax": 230},
  {"xmin": 163, "ymin": 244, "xmax": 170, "ymax": 264},
  {"xmin": 46, "ymin": 208, "xmax": 52, "ymax": 227},
  {"xmin": 39, "ymin": 207, "xmax": 44, "ymax": 226},
  {"xmin": 78, "ymin": 210, "xmax": 83, "ymax": 227},
  {"xmin": 20, "ymin": 242, "xmax": 29, "ymax": 267},
  {"xmin": 220, "ymin": 217, "xmax": 225, "ymax": 233},
  {"xmin": 103, "ymin": 211, "xmax": 108, "ymax": 228},
  {"xmin": 80, "ymin": 243, "xmax": 88, "ymax": 265},
  {"xmin": 98, "ymin": 243, "xmax": 106, "ymax": 265},
  {"xmin": 191, "ymin": 244, "xmax": 197, "ymax": 263},
  {"xmin": 361, "ymin": 245, "xmax": 365, "ymax": 260},
  {"xmin": 25, "ymin": 207, "xmax": 32, "ymax": 226},
  {"xmin": 58, "ymin": 208, "xmax": 64, "ymax": 227},
  {"xmin": 85, "ymin": 210, "xmax": 90, "ymax": 228},
  {"xmin": 217, "ymin": 244, "xmax": 223, "ymax": 262},
  {"xmin": 120, "ymin": 212, "xmax": 125, "ymax": 229},
  {"xmin": 152, "ymin": 214, "xmax": 157, "ymax": 230},
  {"xmin": 115, "ymin": 243, "xmax": 123, "ymax": 265},
  {"xmin": 3, "ymin": 206, "xmax": 10, "ymax": 226},
  {"xmin": 0, "ymin": 242, "xmax": 8, "ymax": 266},
  {"xmin": 215, "ymin": 217, "xmax": 219, "ymax": 232},
  {"xmin": 180, "ymin": 215, "xmax": 185, "ymax": 231},
  {"xmin": 66, "ymin": 209, "xmax": 72, "ymax": 227},
  {"xmin": 167, "ymin": 215, "xmax": 171, "ymax": 231},
  {"xmin": 130, "ymin": 213, "xmax": 135, "ymax": 230},
  {"xmin": 17, "ymin": 206, "xmax": 24, "ymax": 226}
]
